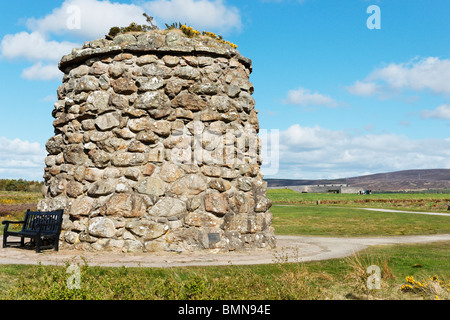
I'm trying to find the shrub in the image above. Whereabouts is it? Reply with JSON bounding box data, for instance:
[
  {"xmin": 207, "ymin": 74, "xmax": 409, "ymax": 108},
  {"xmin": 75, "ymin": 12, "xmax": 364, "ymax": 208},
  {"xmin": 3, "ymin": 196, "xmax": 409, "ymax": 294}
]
[
  {"xmin": 108, "ymin": 26, "xmax": 121, "ymax": 38},
  {"xmin": 106, "ymin": 12, "xmax": 238, "ymax": 49},
  {"xmin": 165, "ymin": 22, "xmax": 184, "ymax": 30},
  {"xmin": 107, "ymin": 13, "xmax": 158, "ymax": 39},
  {"xmin": 179, "ymin": 24, "xmax": 201, "ymax": 38},
  {"xmin": 400, "ymin": 275, "xmax": 450, "ymax": 300}
]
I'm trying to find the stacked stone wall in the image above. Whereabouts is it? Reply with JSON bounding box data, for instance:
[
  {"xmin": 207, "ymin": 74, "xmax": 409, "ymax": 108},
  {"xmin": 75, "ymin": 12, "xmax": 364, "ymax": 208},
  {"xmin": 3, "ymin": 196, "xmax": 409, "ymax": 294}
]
[{"xmin": 38, "ymin": 30, "xmax": 276, "ymax": 252}]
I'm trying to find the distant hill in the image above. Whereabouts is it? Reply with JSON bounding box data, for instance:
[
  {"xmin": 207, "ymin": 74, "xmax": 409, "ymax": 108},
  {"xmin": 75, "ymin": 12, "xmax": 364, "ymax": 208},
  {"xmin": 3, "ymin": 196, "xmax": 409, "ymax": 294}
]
[{"xmin": 265, "ymin": 169, "xmax": 450, "ymax": 192}]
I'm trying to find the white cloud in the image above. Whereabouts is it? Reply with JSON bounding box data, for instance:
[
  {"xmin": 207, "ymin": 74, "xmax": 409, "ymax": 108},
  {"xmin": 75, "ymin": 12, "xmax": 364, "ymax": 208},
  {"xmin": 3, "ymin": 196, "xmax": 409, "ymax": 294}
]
[
  {"xmin": 283, "ymin": 87, "xmax": 338, "ymax": 107},
  {"xmin": 261, "ymin": 124, "xmax": 450, "ymax": 179},
  {"xmin": 26, "ymin": 0, "xmax": 147, "ymax": 40},
  {"xmin": 2, "ymin": 0, "xmax": 243, "ymax": 82},
  {"xmin": 0, "ymin": 31, "xmax": 69, "ymax": 81},
  {"xmin": 0, "ymin": 31, "xmax": 78, "ymax": 62},
  {"xmin": 369, "ymin": 57, "xmax": 450, "ymax": 94},
  {"xmin": 345, "ymin": 80, "xmax": 380, "ymax": 97},
  {"xmin": 1, "ymin": 0, "xmax": 146, "ymax": 83},
  {"xmin": 21, "ymin": 62, "xmax": 63, "ymax": 81},
  {"xmin": 0, "ymin": 137, "xmax": 44, "ymax": 157},
  {"xmin": 0, "ymin": 137, "xmax": 46, "ymax": 180},
  {"xmin": 25, "ymin": 0, "xmax": 242, "ymax": 38},
  {"xmin": 421, "ymin": 104, "xmax": 450, "ymax": 120},
  {"xmin": 144, "ymin": 0, "xmax": 242, "ymax": 33},
  {"xmin": 347, "ymin": 57, "xmax": 450, "ymax": 97}
]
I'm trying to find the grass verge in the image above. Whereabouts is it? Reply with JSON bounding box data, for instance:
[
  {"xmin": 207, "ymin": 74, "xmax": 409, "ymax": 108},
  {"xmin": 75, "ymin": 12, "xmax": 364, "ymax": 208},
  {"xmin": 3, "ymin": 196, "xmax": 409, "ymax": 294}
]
[{"xmin": 0, "ymin": 241, "xmax": 448, "ymax": 300}]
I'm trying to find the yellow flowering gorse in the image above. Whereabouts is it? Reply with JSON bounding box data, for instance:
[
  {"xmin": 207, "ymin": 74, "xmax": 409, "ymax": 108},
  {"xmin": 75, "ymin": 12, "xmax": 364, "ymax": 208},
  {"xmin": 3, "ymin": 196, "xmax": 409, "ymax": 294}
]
[
  {"xmin": 180, "ymin": 24, "xmax": 201, "ymax": 38},
  {"xmin": 400, "ymin": 275, "xmax": 450, "ymax": 300}
]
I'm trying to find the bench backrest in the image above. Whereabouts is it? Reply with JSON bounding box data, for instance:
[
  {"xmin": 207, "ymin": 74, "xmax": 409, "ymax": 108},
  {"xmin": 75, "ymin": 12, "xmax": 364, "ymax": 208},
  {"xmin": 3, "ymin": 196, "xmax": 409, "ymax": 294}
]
[{"xmin": 22, "ymin": 210, "xmax": 64, "ymax": 234}]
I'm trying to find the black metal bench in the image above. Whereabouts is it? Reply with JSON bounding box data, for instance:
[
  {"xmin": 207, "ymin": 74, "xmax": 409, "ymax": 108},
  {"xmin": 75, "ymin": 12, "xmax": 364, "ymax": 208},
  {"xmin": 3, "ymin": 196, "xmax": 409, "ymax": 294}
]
[{"xmin": 2, "ymin": 209, "xmax": 63, "ymax": 253}]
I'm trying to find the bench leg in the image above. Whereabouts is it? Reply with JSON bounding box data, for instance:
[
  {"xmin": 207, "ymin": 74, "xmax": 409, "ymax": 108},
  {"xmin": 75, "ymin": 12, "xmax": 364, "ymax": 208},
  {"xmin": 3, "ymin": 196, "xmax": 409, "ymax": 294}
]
[
  {"xmin": 35, "ymin": 236, "xmax": 41, "ymax": 253},
  {"xmin": 20, "ymin": 236, "xmax": 25, "ymax": 248},
  {"xmin": 2, "ymin": 234, "xmax": 7, "ymax": 248},
  {"xmin": 54, "ymin": 238, "xmax": 60, "ymax": 251}
]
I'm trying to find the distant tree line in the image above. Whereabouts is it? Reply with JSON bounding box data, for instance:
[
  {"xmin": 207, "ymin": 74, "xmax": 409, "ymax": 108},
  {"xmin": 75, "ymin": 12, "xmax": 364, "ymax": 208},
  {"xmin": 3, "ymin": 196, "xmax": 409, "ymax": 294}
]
[{"xmin": 0, "ymin": 179, "xmax": 43, "ymax": 192}]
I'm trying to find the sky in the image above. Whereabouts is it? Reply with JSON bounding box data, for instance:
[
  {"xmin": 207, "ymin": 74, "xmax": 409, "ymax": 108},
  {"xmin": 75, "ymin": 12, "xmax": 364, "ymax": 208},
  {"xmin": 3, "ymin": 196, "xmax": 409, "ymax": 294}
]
[{"xmin": 0, "ymin": 0, "xmax": 449, "ymax": 181}]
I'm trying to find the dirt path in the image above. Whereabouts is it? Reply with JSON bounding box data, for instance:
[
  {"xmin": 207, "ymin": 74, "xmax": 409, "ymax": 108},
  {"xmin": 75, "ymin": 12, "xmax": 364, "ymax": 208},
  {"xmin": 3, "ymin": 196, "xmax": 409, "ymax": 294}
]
[{"xmin": 1, "ymin": 234, "xmax": 449, "ymax": 268}]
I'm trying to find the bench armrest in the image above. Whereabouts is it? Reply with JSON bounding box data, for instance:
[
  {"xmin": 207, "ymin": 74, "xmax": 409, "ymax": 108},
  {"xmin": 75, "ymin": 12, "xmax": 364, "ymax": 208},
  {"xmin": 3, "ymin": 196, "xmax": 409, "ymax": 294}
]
[
  {"xmin": 2, "ymin": 220, "xmax": 25, "ymax": 225},
  {"xmin": 2, "ymin": 220, "xmax": 25, "ymax": 233}
]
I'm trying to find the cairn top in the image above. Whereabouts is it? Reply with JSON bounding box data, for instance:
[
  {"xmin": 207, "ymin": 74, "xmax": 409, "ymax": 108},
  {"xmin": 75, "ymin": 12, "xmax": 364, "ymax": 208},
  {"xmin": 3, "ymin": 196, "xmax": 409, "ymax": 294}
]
[{"xmin": 59, "ymin": 29, "xmax": 252, "ymax": 72}]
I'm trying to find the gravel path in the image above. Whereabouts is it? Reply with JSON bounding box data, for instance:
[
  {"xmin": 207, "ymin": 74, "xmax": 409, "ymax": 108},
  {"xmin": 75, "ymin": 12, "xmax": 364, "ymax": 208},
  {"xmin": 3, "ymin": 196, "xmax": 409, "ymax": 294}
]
[
  {"xmin": 1, "ymin": 234, "xmax": 449, "ymax": 268},
  {"xmin": 357, "ymin": 207, "xmax": 450, "ymax": 216},
  {"xmin": 277, "ymin": 204, "xmax": 450, "ymax": 217}
]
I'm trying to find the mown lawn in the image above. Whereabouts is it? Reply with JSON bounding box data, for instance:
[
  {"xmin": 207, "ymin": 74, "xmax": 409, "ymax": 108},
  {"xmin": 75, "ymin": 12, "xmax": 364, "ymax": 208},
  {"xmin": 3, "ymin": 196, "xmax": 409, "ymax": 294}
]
[
  {"xmin": 267, "ymin": 188, "xmax": 450, "ymax": 212},
  {"xmin": 268, "ymin": 188, "xmax": 450, "ymax": 236},
  {"xmin": 271, "ymin": 204, "xmax": 450, "ymax": 236}
]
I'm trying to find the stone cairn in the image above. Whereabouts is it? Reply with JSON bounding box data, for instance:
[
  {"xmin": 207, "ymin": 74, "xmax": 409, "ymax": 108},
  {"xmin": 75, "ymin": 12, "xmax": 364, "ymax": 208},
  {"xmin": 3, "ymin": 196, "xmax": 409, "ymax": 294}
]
[{"xmin": 38, "ymin": 29, "xmax": 276, "ymax": 253}]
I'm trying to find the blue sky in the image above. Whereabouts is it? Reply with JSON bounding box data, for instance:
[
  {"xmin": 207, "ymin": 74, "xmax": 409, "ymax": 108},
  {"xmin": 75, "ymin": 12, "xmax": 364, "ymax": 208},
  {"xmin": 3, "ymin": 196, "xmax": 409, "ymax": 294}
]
[{"xmin": 0, "ymin": 0, "xmax": 449, "ymax": 181}]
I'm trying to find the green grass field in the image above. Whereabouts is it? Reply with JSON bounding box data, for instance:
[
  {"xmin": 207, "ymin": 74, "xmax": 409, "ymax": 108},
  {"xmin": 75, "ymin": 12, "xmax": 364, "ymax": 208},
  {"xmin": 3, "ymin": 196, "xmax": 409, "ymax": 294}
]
[
  {"xmin": 267, "ymin": 188, "xmax": 450, "ymax": 212},
  {"xmin": 268, "ymin": 188, "xmax": 450, "ymax": 237},
  {"xmin": 271, "ymin": 205, "xmax": 450, "ymax": 236}
]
